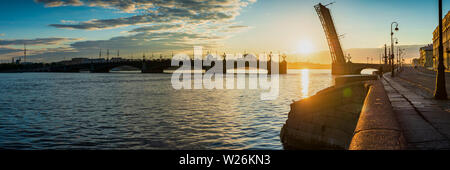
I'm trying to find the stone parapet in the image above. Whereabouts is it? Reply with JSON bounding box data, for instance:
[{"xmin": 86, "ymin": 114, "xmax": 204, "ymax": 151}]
[{"xmin": 349, "ymin": 80, "xmax": 406, "ymax": 150}]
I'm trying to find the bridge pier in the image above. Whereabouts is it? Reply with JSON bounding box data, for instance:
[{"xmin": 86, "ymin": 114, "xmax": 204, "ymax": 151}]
[
  {"xmin": 202, "ymin": 60, "xmax": 288, "ymax": 74},
  {"xmin": 279, "ymin": 61, "xmax": 288, "ymax": 74},
  {"xmin": 141, "ymin": 60, "xmax": 170, "ymax": 73}
]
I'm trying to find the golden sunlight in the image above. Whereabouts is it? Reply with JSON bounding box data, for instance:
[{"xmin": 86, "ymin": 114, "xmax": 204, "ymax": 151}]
[
  {"xmin": 297, "ymin": 40, "xmax": 315, "ymax": 54},
  {"xmin": 301, "ymin": 69, "xmax": 310, "ymax": 98}
]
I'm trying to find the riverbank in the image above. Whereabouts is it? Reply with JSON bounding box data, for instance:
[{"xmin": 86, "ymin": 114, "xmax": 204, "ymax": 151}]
[
  {"xmin": 280, "ymin": 68, "xmax": 450, "ymax": 150},
  {"xmin": 280, "ymin": 75, "xmax": 379, "ymax": 149}
]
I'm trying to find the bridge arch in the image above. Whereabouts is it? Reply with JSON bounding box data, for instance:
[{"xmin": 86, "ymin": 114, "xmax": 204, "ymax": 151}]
[{"xmin": 360, "ymin": 68, "xmax": 379, "ymax": 75}]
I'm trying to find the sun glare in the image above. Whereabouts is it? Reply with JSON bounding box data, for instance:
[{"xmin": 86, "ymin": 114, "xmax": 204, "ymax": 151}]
[{"xmin": 297, "ymin": 40, "xmax": 314, "ymax": 54}]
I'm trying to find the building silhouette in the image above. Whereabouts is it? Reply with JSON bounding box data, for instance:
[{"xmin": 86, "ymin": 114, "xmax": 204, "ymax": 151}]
[{"xmin": 433, "ymin": 10, "xmax": 450, "ymax": 70}]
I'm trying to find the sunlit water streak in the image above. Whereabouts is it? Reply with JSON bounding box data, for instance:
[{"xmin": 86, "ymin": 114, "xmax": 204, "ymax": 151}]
[
  {"xmin": 0, "ymin": 69, "xmax": 332, "ymax": 150},
  {"xmin": 301, "ymin": 69, "xmax": 310, "ymax": 98}
]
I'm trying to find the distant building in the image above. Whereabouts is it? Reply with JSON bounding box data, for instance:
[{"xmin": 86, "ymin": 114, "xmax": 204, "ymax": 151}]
[
  {"xmin": 432, "ymin": 10, "xmax": 450, "ymax": 70},
  {"xmin": 419, "ymin": 44, "xmax": 434, "ymax": 68}
]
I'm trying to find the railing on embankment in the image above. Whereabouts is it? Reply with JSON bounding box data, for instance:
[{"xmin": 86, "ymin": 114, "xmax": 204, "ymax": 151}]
[{"xmin": 280, "ymin": 74, "xmax": 406, "ymax": 150}]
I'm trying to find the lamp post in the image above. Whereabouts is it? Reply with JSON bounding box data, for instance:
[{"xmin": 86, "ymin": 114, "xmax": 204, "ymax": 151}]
[
  {"xmin": 434, "ymin": 0, "xmax": 448, "ymax": 100},
  {"xmin": 391, "ymin": 22, "xmax": 399, "ymax": 77},
  {"xmin": 398, "ymin": 48, "xmax": 403, "ymax": 70},
  {"xmin": 393, "ymin": 38, "xmax": 400, "ymax": 67},
  {"xmin": 398, "ymin": 49, "xmax": 405, "ymax": 70},
  {"xmin": 401, "ymin": 49, "xmax": 406, "ymax": 70}
]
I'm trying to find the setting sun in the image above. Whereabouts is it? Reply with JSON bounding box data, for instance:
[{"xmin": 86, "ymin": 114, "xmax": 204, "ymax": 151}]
[{"xmin": 297, "ymin": 40, "xmax": 315, "ymax": 54}]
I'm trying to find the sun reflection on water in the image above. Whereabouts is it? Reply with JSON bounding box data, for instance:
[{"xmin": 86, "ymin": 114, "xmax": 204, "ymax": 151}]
[{"xmin": 301, "ymin": 69, "xmax": 310, "ymax": 98}]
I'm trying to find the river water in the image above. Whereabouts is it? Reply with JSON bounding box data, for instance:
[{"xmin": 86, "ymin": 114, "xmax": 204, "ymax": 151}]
[{"xmin": 0, "ymin": 69, "xmax": 333, "ymax": 150}]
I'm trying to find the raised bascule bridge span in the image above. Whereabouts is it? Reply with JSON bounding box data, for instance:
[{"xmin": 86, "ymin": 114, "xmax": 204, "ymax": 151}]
[{"xmin": 315, "ymin": 3, "xmax": 391, "ymax": 75}]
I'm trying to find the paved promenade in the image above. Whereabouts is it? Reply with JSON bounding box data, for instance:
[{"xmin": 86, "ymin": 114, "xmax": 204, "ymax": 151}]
[
  {"xmin": 395, "ymin": 67, "xmax": 450, "ymax": 99},
  {"xmin": 383, "ymin": 67, "xmax": 450, "ymax": 149}
]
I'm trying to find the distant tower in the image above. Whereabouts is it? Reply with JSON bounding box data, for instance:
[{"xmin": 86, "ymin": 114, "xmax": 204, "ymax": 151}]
[
  {"xmin": 143, "ymin": 52, "xmax": 146, "ymax": 61},
  {"xmin": 117, "ymin": 50, "xmax": 120, "ymax": 58},
  {"xmin": 99, "ymin": 49, "xmax": 102, "ymax": 59},
  {"xmin": 269, "ymin": 51, "xmax": 273, "ymax": 61},
  {"xmin": 388, "ymin": 48, "xmax": 391, "ymax": 65},
  {"xmin": 24, "ymin": 43, "xmax": 27, "ymax": 63},
  {"xmin": 222, "ymin": 53, "xmax": 226, "ymax": 60},
  {"xmin": 282, "ymin": 53, "xmax": 287, "ymax": 62},
  {"xmin": 107, "ymin": 49, "xmax": 110, "ymax": 61},
  {"xmin": 384, "ymin": 44, "xmax": 388, "ymax": 65}
]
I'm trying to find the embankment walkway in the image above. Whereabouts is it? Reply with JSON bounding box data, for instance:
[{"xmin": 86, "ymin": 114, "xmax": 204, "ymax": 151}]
[{"xmin": 383, "ymin": 72, "xmax": 450, "ymax": 149}]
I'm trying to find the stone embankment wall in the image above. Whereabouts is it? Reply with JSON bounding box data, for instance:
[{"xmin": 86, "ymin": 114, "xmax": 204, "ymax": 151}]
[
  {"xmin": 280, "ymin": 75, "xmax": 406, "ymax": 150},
  {"xmin": 280, "ymin": 78, "xmax": 371, "ymax": 149}
]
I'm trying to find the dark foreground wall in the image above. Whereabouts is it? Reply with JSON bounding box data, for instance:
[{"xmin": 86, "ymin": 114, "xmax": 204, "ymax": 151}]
[
  {"xmin": 280, "ymin": 74, "xmax": 407, "ymax": 150},
  {"xmin": 280, "ymin": 80, "xmax": 370, "ymax": 149}
]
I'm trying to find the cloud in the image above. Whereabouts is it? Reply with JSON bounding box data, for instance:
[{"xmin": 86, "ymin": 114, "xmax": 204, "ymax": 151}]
[
  {"xmin": 35, "ymin": 0, "xmax": 83, "ymax": 7},
  {"xmin": 0, "ymin": 33, "xmax": 4, "ymax": 36},
  {"xmin": 221, "ymin": 25, "xmax": 251, "ymax": 33},
  {"xmin": 60, "ymin": 20, "xmax": 78, "ymax": 24},
  {"xmin": 70, "ymin": 31, "xmax": 225, "ymax": 52},
  {"xmin": 0, "ymin": 37, "xmax": 82, "ymax": 61},
  {"xmin": 0, "ymin": 47, "xmax": 22, "ymax": 55},
  {"xmin": 23, "ymin": 0, "xmax": 257, "ymax": 62},
  {"xmin": 0, "ymin": 37, "xmax": 82, "ymax": 46},
  {"xmin": 129, "ymin": 24, "xmax": 184, "ymax": 33},
  {"xmin": 50, "ymin": 14, "xmax": 160, "ymax": 30},
  {"xmin": 38, "ymin": 0, "xmax": 257, "ymax": 30}
]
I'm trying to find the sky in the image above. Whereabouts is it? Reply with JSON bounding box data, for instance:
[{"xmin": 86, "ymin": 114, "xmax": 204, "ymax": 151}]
[{"xmin": 0, "ymin": 0, "xmax": 449, "ymax": 63}]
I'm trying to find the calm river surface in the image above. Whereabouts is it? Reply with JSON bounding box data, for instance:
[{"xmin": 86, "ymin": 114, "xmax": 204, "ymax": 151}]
[{"xmin": 0, "ymin": 69, "xmax": 333, "ymax": 150}]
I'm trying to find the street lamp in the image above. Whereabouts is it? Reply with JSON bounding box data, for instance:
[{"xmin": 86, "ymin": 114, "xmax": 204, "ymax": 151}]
[
  {"xmin": 391, "ymin": 22, "xmax": 399, "ymax": 77},
  {"xmin": 399, "ymin": 48, "xmax": 405, "ymax": 70},
  {"xmin": 434, "ymin": 0, "xmax": 448, "ymax": 100}
]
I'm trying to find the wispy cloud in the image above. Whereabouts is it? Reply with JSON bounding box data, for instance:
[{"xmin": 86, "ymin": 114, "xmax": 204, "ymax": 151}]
[
  {"xmin": 35, "ymin": 0, "xmax": 83, "ymax": 7},
  {"xmin": 39, "ymin": 0, "xmax": 256, "ymax": 30},
  {"xmin": 0, "ymin": 37, "xmax": 82, "ymax": 46},
  {"xmin": 13, "ymin": 0, "xmax": 258, "ymax": 62},
  {"xmin": 129, "ymin": 24, "xmax": 184, "ymax": 33},
  {"xmin": 60, "ymin": 20, "xmax": 78, "ymax": 24},
  {"xmin": 0, "ymin": 46, "xmax": 22, "ymax": 55},
  {"xmin": 0, "ymin": 37, "xmax": 82, "ymax": 60}
]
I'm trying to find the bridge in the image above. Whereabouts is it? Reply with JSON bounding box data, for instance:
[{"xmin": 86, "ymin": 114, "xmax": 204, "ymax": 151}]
[
  {"xmin": 315, "ymin": 3, "xmax": 391, "ymax": 75},
  {"xmin": 40, "ymin": 58, "xmax": 288, "ymax": 74}
]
